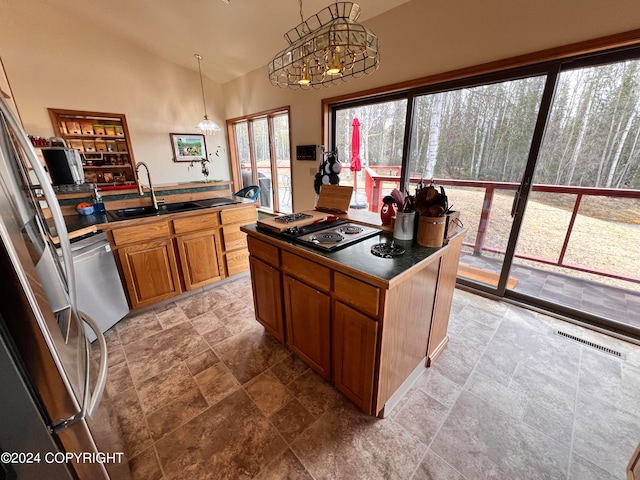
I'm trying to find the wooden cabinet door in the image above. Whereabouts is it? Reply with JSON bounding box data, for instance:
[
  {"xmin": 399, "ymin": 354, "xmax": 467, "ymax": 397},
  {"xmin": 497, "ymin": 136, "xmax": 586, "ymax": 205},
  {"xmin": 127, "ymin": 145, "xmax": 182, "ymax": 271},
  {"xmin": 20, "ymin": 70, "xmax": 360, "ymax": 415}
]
[
  {"xmin": 118, "ymin": 239, "xmax": 181, "ymax": 309},
  {"xmin": 629, "ymin": 439, "xmax": 640, "ymax": 480},
  {"xmin": 283, "ymin": 275, "xmax": 331, "ymax": 380},
  {"xmin": 249, "ymin": 257, "xmax": 284, "ymax": 342},
  {"xmin": 176, "ymin": 229, "xmax": 221, "ymax": 290},
  {"xmin": 333, "ymin": 301, "xmax": 378, "ymax": 414}
]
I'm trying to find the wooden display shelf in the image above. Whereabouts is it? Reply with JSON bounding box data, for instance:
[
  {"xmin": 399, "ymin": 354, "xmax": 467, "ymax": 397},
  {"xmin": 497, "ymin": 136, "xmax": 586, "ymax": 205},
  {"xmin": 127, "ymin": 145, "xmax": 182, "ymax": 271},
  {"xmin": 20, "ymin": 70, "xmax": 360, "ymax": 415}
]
[{"xmin": 48, "ymin": 108, "xmax": 137, "ymax": 184}]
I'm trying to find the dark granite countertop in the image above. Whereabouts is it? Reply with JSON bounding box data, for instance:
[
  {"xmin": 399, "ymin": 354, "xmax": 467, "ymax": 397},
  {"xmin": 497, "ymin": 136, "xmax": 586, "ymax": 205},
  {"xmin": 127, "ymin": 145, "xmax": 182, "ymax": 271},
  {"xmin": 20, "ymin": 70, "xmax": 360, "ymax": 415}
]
[
  {"xmin": 242, "ymin": 224, "xmax": 460, "ymax": 286},
  {"xmin": 50, "ymin": 195, "xmax": 255, "ymax": 241}
]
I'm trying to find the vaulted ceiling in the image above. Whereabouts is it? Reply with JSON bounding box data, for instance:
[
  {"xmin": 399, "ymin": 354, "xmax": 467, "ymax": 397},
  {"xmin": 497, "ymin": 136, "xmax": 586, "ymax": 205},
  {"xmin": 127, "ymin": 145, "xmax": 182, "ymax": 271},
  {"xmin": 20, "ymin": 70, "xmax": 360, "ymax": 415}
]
[{"xmin": 39, "ymin": 0, "xmax": 409, "ymax": 83}]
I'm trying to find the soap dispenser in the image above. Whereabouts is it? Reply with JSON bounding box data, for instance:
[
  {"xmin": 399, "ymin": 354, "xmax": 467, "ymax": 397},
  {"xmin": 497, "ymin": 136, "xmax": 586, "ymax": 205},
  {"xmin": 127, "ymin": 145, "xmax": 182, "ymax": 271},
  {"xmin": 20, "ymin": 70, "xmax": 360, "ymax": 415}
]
[{"xmin": 92, "ymin": 185, "xmax": 105, "ymax": 213}]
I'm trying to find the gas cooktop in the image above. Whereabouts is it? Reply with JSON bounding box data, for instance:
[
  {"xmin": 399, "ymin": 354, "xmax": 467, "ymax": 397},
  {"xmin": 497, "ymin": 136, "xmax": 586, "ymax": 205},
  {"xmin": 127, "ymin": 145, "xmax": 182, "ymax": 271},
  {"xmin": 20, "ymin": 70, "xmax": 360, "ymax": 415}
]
[{"xmin": 282, "ymin": 220, "xmax": 381, "ymax": 251}]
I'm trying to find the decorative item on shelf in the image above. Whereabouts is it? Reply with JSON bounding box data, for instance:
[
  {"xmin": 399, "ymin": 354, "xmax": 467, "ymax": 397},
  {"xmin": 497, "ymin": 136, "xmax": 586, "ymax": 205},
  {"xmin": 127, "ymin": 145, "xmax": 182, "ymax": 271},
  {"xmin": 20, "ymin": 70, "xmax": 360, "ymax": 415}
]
[
  {"xmin": 67, "ymin": 121, "xmax": 82, "ymax": 134},
  {"xmin": 28, "ymin": 135, "xmax": 50, "ymax": 148},
  {"xmin": 268, "ymin": 1, "xmax": 379, "ymax": 89},
  {"xmin": 193, "ymin": 54, "xmax": 221, "ymax": 135},
  {"xmin": 80, "ymin": 122, "xmax": 94, "ymax": 135}
]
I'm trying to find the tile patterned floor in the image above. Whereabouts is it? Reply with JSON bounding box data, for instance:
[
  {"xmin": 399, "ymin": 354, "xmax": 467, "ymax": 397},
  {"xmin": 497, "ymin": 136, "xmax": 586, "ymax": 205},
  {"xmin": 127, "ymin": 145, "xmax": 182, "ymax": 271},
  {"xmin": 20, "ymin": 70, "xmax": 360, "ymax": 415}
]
[
  {"xmin": 95, "ymin": 273, "xmax": 640, "ymax": 479},
  {"xmin": 460, "ymin": 252, "xmax": 640, "ymax": 328}
]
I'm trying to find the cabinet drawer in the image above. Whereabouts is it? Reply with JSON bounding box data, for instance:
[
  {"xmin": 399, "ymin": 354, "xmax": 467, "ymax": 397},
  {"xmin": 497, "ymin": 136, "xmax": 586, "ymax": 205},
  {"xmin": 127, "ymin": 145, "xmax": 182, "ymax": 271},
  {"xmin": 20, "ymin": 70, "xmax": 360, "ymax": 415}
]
[
  {"xmin": 247, "ymin": 236, "xmax": 280, "ymax": 267},
  {"xmin": 173, "ymin": 212, "xmax": 219, "ymax": 234},
  {"xmin": 111, "ymin": 221, "xmax": 170, "ymax": 246},
  {"xmin": 282, "ymin": 251, "xmax": 330, "ymax": 292},
  {"xmin": 220, "ymin": 206, "xmax": 256, "ymax": 225},
  {"xmin": 333, "ymin": 272, "xmax": 380, "ymax": 318},
  {"xmin": 222, "ymin": 225, "xmax": 247, "ymax": 251},
  {"xmin": 226, "ymin": 249, "xmax": 250, "ymax": 276}
]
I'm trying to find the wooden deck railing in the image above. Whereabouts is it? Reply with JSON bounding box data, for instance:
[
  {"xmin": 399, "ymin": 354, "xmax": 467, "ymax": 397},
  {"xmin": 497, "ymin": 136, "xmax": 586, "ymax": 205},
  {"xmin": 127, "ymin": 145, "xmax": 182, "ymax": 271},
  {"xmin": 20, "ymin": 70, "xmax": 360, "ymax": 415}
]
[{"xmin": 361, "ymin": 166, "xmax": 640, "ymax": 284}]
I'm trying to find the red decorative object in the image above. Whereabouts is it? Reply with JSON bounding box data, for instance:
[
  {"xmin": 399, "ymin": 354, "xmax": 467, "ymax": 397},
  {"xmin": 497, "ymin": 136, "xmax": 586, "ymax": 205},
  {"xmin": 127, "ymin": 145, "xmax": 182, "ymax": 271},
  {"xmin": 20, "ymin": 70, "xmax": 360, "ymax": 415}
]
[{"xmin": 380, "ymin": 201, "xmax": 396, "ymax": 225}]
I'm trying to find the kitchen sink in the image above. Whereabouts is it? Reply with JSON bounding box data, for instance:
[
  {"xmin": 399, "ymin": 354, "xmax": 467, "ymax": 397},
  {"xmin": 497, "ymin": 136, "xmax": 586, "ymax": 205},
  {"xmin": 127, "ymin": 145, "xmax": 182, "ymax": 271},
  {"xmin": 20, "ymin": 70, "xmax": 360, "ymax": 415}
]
[
  {"xmin": 193, "ymin": 197, "xmax": 240, "ymax": 208},
  {"xmin": 160, "ymin": 201, "xmax": 201, "ymax": 212},
  {"xmin": 109, "ymin": 206, "xmax": 159, "ymax": 219},
  {"xmin": 108, "ymin": 201, "xmax": 202, "ymax": 219}
]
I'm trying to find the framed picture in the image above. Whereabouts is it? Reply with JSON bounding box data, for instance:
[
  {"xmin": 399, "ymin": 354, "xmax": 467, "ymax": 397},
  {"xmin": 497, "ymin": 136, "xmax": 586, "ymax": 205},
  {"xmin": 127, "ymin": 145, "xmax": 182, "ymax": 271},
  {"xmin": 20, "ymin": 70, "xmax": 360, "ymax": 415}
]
[{"xmin": 170, "ymin": 133, "xmax": 207, "ymax": 162}]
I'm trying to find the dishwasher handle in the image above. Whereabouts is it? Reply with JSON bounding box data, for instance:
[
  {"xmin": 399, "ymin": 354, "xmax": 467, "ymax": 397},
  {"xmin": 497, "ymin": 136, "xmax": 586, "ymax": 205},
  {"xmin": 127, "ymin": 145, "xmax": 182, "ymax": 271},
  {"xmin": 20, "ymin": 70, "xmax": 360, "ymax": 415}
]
[{"xmin": 80, "ymin": 311, "xmax": 108, "ymax": 416}]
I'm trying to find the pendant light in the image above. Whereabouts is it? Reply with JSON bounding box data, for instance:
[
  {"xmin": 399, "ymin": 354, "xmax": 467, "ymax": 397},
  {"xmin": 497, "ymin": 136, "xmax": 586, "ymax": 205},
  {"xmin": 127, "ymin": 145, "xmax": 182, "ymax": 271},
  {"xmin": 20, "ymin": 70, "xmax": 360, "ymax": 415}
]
[{"xmin": 194, "ymin": 54, "xmax": 220, "ymax": 135}]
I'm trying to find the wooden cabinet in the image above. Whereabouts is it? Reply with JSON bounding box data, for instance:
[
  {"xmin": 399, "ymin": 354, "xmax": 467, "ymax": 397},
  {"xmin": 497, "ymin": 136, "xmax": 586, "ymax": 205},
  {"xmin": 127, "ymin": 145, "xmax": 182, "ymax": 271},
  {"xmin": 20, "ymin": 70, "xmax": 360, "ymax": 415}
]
[
  {"xmin": 249, "ymin": 257, "xmax": 285, "ymax": 342},
  {"xmin": 117, "ymin": 239, "xmax": 181, "ymax": 308},
  {"xmin": 106, "ymin": 205, "xmax": 256, "ymax": 309},
  {"xmin": 219, "ymin": 207, "xmax": 256, "ymax": 276},
  {"xmin": 176, "ymin": 229, "xmax": 221, "ymax": 290},
  {"xmin": 629, "ymin": 439, "xmax": 640, "ymax": 480},
  {"xmin": 333, "ymin": 301, "xmax": 378, "ymax": 414},
  {"xmin": 48, "ymin": 109, "xmax": 137, "ymax": 187},
  {"xmin": 283, "ymin": 274, "xmax": 331, "ymax": 380}
]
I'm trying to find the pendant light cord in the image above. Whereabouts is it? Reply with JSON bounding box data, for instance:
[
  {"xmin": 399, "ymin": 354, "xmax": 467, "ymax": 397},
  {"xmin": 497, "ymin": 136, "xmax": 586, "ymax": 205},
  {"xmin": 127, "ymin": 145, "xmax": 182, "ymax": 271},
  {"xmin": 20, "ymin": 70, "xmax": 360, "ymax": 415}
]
[
  {"xmin": 298, "ymin": 0, "xmax": 304, "ymax": 23},
  {"xmin": 195, "ymin": 54, "xmax": 208, "ymax": 118}
]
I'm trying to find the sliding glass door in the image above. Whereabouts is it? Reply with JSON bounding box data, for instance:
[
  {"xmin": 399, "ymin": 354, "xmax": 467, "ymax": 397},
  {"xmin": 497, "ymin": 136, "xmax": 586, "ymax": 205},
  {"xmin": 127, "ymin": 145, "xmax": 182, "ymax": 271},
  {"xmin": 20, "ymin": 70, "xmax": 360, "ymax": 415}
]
[
  {"xmin": 328, "ymin": 45, "xmax": 640, "ymax": 338},
  {"xmin": 509, "ymin": 57, "xmax": 640, "ymax": 332},
  {"xmin": 407, "ymin": 77, "xmax": 547, "ymax": 293}
]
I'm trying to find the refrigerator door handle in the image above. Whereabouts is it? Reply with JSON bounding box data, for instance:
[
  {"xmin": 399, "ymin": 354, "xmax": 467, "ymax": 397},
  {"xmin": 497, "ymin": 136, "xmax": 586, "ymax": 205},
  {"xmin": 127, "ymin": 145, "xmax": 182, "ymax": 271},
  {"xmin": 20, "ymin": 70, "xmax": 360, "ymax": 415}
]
[
  {"xmin": 51, "ymin": 309, "xmax": 92, "ymax": 434},
  {"xmin": 80, "ymin": 311, "xmax": 108, "ymax": 416}
]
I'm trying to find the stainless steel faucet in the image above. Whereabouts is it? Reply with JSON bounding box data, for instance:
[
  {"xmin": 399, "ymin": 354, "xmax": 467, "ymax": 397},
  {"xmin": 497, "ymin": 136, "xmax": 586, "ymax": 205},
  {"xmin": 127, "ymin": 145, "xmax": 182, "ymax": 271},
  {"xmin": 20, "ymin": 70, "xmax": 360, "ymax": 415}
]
[{"xmin": 135, "ymin": 162, "xmax": 159, "ymax": 210}]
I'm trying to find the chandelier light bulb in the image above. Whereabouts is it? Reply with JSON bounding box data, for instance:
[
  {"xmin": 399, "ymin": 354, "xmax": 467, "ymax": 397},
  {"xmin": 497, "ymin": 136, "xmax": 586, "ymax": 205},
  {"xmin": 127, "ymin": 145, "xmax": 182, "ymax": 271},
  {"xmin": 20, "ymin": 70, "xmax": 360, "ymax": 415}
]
[
  {"xmin": 326, "ymin": 47, "xmax": 342, "ymax": 75},
  {"xmin": 298, "ymin": 63, "xmax": 311, "ymax": 84}
]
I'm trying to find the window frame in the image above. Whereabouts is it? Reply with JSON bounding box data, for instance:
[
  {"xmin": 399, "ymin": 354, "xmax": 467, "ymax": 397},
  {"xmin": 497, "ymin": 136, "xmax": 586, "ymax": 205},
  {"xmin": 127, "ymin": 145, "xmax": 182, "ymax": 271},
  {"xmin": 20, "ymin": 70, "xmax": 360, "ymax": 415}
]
[
  {"xmin": 227, "ymin": 106, "xmax": 292, "ymax": 212},
  {"xmin": 326, "ymin": 39, "xmax": 640, "ymax": 195},
  {"xmin": 322, "ymin": 28, "xmax": 640, "ymax": 157}
]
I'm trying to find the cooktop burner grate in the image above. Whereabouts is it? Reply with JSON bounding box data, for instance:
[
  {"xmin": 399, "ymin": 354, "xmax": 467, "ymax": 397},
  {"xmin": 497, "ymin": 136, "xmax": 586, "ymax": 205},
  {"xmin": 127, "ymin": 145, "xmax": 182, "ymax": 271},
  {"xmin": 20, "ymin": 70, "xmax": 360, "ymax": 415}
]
[
  {"xmin": 371, "ymin": 242, "xmax": 406, "ymax": 258},
  {"xmin": 311, "ymin": 232, "xmax": 344, "ymax": 244},
  {"xmin": 274, "ymin": 212, "xmax": 313, "ymax": 223},
  {"xmin": 338, "ymin": 225, "xmax": 364, "ymax": 235}
]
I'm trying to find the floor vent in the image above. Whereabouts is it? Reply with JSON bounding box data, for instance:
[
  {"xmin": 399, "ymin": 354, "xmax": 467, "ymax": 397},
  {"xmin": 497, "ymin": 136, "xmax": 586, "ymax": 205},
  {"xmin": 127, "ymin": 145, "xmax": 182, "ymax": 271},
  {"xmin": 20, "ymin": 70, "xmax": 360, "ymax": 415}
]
[{"xmin": 555, "ymin": 330, "xmax": 624, "ymax": 359}]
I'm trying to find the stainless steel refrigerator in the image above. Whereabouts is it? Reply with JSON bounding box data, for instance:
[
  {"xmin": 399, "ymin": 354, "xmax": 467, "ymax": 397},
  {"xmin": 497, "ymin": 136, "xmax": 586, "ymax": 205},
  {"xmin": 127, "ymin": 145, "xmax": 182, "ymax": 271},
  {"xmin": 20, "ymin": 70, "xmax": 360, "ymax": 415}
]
[{"xmin": 0, "ymin": 96, "xmax": 130, "ymax": 479}]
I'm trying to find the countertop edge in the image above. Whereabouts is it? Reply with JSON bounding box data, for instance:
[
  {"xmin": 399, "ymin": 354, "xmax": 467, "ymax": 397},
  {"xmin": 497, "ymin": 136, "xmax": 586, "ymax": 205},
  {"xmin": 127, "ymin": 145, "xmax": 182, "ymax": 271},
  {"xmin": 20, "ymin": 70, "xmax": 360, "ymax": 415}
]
[{"xmin": 242, "ymin": 225, "xmax": 467, "ymax": 290}]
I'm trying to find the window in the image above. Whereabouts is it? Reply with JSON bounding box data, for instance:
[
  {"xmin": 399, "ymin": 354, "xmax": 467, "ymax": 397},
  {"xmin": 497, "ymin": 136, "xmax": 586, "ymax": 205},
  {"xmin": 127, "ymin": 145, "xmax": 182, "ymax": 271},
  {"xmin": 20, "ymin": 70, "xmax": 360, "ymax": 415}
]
[
  {"xmin": 327, "ymin": 43, "xmax": 640, "ymax": 337},
  {"xmin": 228, "ymin": 108, "xmax": 292, "ymax": 213}
]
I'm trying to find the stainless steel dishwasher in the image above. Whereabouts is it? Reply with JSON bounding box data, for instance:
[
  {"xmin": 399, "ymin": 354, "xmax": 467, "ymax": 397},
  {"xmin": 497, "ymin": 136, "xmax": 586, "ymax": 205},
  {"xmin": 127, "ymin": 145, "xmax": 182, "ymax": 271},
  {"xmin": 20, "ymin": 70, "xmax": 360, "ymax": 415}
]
[{"xmin": 63, "ymin": 232, "xmax": 130, "ymax": 342}]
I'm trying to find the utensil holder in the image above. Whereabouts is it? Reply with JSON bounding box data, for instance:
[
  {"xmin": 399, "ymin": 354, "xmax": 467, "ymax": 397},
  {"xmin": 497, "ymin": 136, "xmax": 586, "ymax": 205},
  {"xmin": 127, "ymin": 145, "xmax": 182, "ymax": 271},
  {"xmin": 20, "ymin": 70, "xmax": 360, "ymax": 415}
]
[{"xmin": 417, "ymin": 215, "xmax": 446, "ymax": 247}]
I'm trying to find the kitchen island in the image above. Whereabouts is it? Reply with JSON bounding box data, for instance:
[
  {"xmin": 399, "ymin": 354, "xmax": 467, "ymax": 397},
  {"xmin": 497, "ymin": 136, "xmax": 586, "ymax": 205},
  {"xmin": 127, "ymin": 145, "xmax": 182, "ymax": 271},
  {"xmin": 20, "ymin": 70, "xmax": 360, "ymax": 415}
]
[{"xmin": 241, "ymin": 223, "xmax": 466, "ymax": 417}]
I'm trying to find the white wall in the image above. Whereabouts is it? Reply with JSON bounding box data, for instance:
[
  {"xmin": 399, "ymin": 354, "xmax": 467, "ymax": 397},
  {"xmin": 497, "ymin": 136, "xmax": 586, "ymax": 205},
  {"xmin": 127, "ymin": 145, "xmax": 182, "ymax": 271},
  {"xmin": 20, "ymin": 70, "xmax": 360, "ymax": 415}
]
[
  {"xmin": 2, "ymin": 0, "xmax": 640, "ymax": 202},
  {"xmin": 223, "ymin": 0, "xmax": 640, "ymax": 211},
  {"xmin": 0, "ymin": 0, "xmax": 229, "ymax": 186}
]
